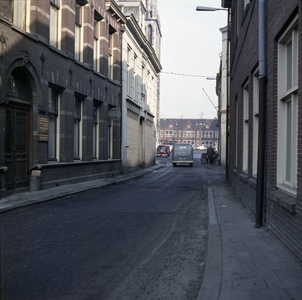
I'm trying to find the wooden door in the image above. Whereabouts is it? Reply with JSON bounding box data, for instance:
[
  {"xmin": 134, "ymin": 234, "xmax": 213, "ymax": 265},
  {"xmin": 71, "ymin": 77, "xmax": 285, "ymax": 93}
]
[{"xmin": 5, "ymin": 108, "xmax": 29, "ymax": 190}]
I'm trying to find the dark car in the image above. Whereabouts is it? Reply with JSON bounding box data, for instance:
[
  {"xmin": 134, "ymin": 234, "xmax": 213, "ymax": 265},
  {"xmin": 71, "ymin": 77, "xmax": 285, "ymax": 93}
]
[{"xmin": 157, "ymin": 145, "xmax": 170, "ymax": 157}]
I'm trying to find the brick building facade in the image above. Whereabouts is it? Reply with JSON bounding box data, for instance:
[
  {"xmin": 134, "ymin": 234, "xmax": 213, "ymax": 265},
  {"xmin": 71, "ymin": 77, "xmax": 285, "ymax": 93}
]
[
  {"xmin": 0, "ymin": 0, "xmax": 125, "ymax": 196},
  {"xmin": 225, "ymin": 0, "xmax": 302, "ymax": 264},
  {"xmin": 159, "ymin": 118, "xmax": 218, "ymax": 149}
]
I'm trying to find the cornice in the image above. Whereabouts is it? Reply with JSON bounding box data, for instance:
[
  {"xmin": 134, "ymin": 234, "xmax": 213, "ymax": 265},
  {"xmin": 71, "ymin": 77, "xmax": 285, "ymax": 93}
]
[
  {"xmin": 126, "ymin": 15, "xmax": 162, "ymax": 73},
  {"xmin": 105, "ymin": 0, "xmax": 127, "ymax": 25}
]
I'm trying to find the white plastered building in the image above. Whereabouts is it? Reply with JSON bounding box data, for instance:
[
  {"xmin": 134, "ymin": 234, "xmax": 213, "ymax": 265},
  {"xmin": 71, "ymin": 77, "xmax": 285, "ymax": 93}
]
[{"xmin": 117, "ymin": 1, "xmax": 162, "ymax": 173}]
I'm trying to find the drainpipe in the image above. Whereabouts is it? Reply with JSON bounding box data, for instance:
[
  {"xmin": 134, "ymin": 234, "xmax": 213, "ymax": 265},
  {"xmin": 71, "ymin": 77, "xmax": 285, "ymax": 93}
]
[{"xmin": 256, "ymin": 0, "xmax": 266, "ymax": 228}]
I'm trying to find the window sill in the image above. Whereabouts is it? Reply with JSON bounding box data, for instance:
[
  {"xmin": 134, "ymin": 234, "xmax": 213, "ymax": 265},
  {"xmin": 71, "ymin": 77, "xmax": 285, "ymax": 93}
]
[
  {"xmin": 276, "ymin": 183, "xmax": 297, "ymax": 197},
  {"xmin": 280, "ymin": 85, "xmax": 298, "ymax": 100},
  {"xmin": 238, "ymin": 172, "xmax": 249, "ymax": 182},
  {"xmin": 270, "ymin": 189, "xmax": 296, "ymax": 213},
  {"xmin": 248, "ymin": 176, "xmax": 257, "ymax": 188}
]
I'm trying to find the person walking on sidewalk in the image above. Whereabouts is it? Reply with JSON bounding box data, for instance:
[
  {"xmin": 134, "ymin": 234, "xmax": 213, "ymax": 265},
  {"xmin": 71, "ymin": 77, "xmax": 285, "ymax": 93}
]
[{"xmin": 207, "ymin": 145, "xmax": 215, "ymax": 165}]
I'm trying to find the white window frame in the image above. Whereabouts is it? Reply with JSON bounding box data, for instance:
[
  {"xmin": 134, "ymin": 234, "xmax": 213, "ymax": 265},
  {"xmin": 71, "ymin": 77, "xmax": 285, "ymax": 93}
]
[
  {"xmin": 252, "ymin": 69, "xmax": 259, "ymax": 177},
  {"xmin": 243, "ymin": 82, "xmax": 249, "ymax": 173},
  {"xmin": 93, "ymin": 103, "xmax": 99, "ymax": 159},
  {"xmin": 13, "ymin": 0, "xmax": 30, "ymax": 32},
  {"xmin": 48, "ymin": 87, "xmax": 60, "ymax": 161},
  {"xmin": 133, "ymin": 54, "xmax": 137, "ymax": 98},
  {"xmin": 127, "ymin": 47, "xmax": 131, "ymax": 95},
  {"xmin": 93, "ymin": 20, "xmax": 100, "ymax": 72},
  {"xmin": 277, "ymin": 16, "xmax": 298, "ymax": 195},
  {"xmin": 108, "ymin": 120, "xmax": 113, "ymax": 158},
  {"xmin": 50, "ymin": 0, "xmax": 61, "ymax": 49},
  {"xmin": 74, "ymin": 96, "xmax": 82, "ymax": 160},
  {"xmin": 75, "ymin": 2, "xmax": 83, "ymax": 62},
  {"xmin": 108, "ymin": 32, "xmax": 113, "ymax": 79}
]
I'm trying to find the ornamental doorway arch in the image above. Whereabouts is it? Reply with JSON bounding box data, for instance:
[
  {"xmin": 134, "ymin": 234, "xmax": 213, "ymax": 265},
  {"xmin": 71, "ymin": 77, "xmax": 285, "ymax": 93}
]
[{"xmin": 5, "ymin": 67, "xmax": 33, "ymax": 191}]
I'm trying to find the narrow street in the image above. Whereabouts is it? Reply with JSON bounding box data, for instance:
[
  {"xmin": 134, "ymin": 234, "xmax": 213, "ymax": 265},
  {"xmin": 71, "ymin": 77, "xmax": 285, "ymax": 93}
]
[{"xmin": 1, "ymin": 153, "xmax": 209, "ymax": 300}]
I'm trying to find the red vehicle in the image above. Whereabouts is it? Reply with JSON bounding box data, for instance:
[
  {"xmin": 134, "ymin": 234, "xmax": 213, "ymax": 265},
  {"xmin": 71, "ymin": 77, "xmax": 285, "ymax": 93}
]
[{"xmin": 157, "ymin": 145, "xmax": 170, "ymax": 157}]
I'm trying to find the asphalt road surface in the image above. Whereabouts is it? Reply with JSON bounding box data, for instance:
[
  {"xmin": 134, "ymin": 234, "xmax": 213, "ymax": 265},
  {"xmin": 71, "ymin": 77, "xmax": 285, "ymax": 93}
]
[{"xmin": 1, "ymin": 153, "xmax": 209, "ymax": 300}]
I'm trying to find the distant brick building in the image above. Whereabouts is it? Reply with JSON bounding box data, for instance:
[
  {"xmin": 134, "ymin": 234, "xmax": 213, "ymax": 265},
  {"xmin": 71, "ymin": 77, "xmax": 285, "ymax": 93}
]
[
  {"xmin": 159, "ymin": 118, "xmax": 218, "ymax": 149},
  {"xmin": 224, "ymin": 0, "xmax": 302, "ymax": 264},
  {"xmin": 0, "ymin": 0, "xmax": 124, "ymax": 196}
]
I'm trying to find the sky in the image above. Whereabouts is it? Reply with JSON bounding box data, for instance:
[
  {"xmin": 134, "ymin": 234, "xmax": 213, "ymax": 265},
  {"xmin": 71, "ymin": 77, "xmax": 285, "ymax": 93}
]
[{"xmin": 157, "ymin": 0, "xmax": 228, "ymax": 120}]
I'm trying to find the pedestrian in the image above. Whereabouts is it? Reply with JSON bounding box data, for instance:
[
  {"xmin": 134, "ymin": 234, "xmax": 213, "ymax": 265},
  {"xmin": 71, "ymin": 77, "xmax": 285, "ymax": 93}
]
[{"xmin": 207, "ymin": 145, "xmax": 215, "ymax": 165}]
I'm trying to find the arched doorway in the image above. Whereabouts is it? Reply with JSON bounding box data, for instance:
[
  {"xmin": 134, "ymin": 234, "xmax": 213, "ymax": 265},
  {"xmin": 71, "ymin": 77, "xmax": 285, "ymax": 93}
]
[{"xmin": 5, "ymin": 67, "xmax": 33, "ymax": 190}]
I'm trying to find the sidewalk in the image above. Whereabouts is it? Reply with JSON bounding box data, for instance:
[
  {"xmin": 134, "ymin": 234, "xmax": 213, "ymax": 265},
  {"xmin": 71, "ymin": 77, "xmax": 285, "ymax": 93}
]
[
  {"xmin": 0, "ymin": 163, "xmax": 165, "ymax": 213},
  {"xmin": 198, "ymin": 164, "xmax": 302, "ymax": 300}
]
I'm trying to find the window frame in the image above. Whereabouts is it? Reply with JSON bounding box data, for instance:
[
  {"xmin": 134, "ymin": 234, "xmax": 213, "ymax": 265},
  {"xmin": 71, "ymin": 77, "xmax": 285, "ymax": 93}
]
[
  {"xmin": 108, "ymin": 120, "xmax": 113, "ymax": 159},
  {"xmin": 13, "ymin": 0, "xmax": 31, "ymax": 32},
  {"xmin": 277, "ymin": 15, "xmax": 298, "ymax": 196},
  {"xmin": 252, "ymin": 69, "xmax": 259, "ymax": 178},
  {"xmin": 48, "ymin": 86, "xmax": 60, "ymax": 161},
  {"xmin": 75, "ymin": 2, "xmax": 83, "ymax": 62},
  {"xmin": 50, "ymin": 0, "xmax": 61, "ymax": 49},
  {"xmin": 243, "ymin": 81, "xmax": 249, "ymax": 173},
  {"xmin": 93, "ymin": 19, "xmax": 100, "ymax": 72},
  {"xmin": 74, "ymin": 95, "xmax": 83, "ymax": 160},
  {"xmin": 93, "ymin": 102, "xmax": 100, "ymax": 159}
]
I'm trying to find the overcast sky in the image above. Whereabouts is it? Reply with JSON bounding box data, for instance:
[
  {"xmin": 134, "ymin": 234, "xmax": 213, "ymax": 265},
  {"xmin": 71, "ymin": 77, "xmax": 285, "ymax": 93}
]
[{"xmin": 157, "ymin": 0, "xmax": 228, "ymax": 119}]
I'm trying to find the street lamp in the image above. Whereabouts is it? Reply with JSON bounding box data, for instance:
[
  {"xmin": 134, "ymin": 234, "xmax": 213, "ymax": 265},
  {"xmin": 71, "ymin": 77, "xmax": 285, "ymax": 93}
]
[
  {"xmin": 196, "ymin": 5, "xmax": 229, "ymax": 181},
  {"xmin": 196, "ymin": 6, "xmax": 227, "ymax": 12}
]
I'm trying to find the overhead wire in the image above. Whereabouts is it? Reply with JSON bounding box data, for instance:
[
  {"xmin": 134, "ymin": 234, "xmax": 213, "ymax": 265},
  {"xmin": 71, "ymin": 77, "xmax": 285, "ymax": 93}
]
[{"xmin": 161, "ymin": 71, "xmax": 215, "ymax": 79}]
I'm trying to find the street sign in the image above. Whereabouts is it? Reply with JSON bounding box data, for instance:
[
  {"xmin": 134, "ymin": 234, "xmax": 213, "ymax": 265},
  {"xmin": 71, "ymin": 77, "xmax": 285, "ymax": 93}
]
[{"xmin": 108, "ymin": 107, "xmax": 121, "ymax": 121}]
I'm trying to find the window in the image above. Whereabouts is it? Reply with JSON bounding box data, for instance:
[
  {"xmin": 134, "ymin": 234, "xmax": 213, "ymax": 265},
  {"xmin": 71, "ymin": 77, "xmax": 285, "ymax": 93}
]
[
  {"xmin": 209, "ymin": 131, "xmax": 213, "ymax": 138},
  {"xmin": 108, "ymin": 25, "xmax": 115, "ymax": 80},
  {"xmin": 74, "ymin": 96, "xmax": 82, "ymax": 159},
  {"xmin": 93, "ymin": 10, "xmax": 103, "ymax": 72},
  {"xmin": 133, "ymin": 54, "xmax": 137, "ymax": 98},
  {"xmin": 127, "ymin": 47, "xmax": 131, "ymax": 94},
  {"xmin": 160, "ymin": 130, "xmax": 163, "ymax": 137},
  {"xmin": 13, "ymin": 0, "xmax": 30, "ymax": 32},
  {"xmin": 93, "ymin": 102, "xmax": 99, "ymax": 159},
  {"xmin": 94, "ymin": 20, "xmax": 100, "ymax": 71},
  {"xmin": 141, "ymin": 65, "xmax": 146, "ymax": 95},
  {"xmin": 243, "ymin": 82, "xmax": 249, "ymax": 173},
  {"xmin": 108, "ymin": 120, "xmax": 113, "ymax": 158},
  {"xmin": 147, "ymin": 24, "xmax": 152, "ymax": 45},
  {"xmin": 50, "ymin": 0, "xmax": 61, "ymax": 49},
  {"xmin": 48, "ymin": 87, "xmax": 60, "ymax": 160},
  {"xmin": 75, "ymin": 2, "xmax": 83, "ymax": 61},
  {"xmin": 253, "ymin": 69, "xmax": 259, "ymax": 177},
  {"xmin": 277, "ymin": 16, "xmax": 298, "ymax": 194}
]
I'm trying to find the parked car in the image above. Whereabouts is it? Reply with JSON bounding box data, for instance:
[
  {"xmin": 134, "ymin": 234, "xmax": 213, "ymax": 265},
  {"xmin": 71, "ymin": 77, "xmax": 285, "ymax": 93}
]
[
  {"xmin": 157, "ymin": 145, "xmax": 170, "ymax": 157},
  {"xmin": 172, "ymin": 143, "xmax": 194, "ymax": 167}
]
